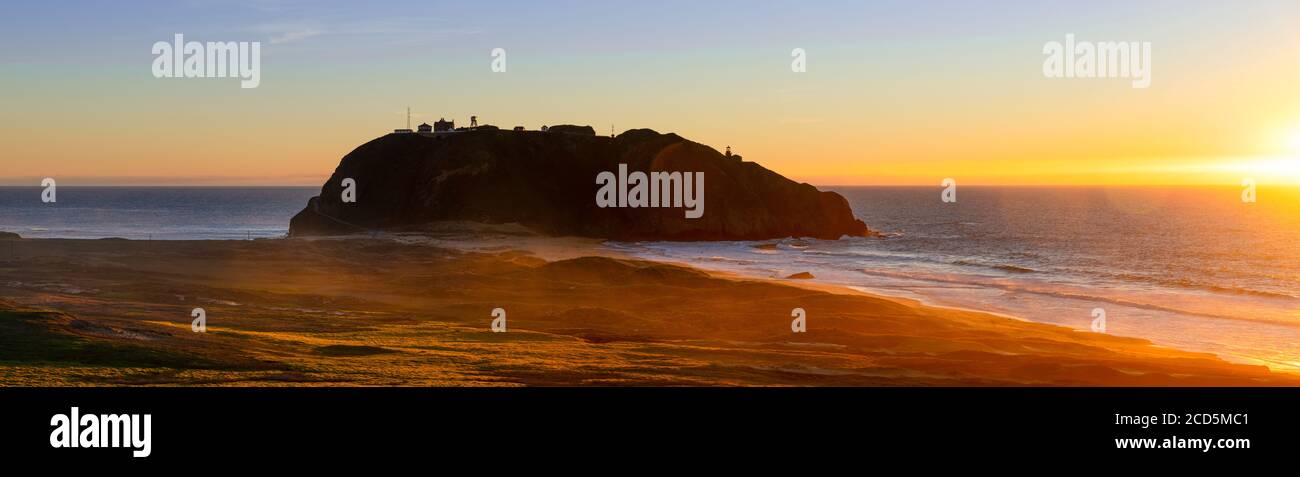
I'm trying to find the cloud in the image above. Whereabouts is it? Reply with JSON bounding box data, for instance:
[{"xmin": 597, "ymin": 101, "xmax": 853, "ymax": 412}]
[
  {"xmin": 244, "ymin": 22, "xmax": 325, "ymax": 44},
  {"xmin": 245, "ymin": 18, "xmax": 479, "ymax": 48},
  {"xmin": 263, "ymin": 25, "xmax": 323, "ymax": 44}
]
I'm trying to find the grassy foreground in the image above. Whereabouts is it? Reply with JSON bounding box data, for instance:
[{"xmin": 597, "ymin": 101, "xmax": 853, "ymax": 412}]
[{"xmin": 0, "ymin": 237, "xmax": 1294, "ymax": 386}]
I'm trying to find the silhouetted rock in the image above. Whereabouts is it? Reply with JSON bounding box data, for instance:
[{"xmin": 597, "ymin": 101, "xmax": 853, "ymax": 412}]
[
  {"xmin": 289, "ymin": 128, "xmax": 871, "ymax": 240},
  {"xmin": 547, "ymin": 124, "xmax": 596, "ymax": 136},
  {"xmin": 0, "ymin": 231, "xmax": 20, "ymax": 240},
  {"xmin": 785, "ymin": 272, "xmax": 815, "ymax": 279}
]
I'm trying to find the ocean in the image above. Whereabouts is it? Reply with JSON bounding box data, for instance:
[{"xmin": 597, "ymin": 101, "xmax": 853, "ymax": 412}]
[
  {"xmin": 0, "ymin": 187, "xmax": 318, "ymax": 240},
  {"xmin": 613, "ymin": 186, "xmax": 1300, "ymax": 372},
  {"xmin": 3, "ymin": 185, "xmax": 1299, "ymax": 371}
]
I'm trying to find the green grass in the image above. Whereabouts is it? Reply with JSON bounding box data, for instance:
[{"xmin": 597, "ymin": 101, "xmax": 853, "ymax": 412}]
[{"xmin": 0, "ymin": 310, "xmax": 216, "ymax": 369}]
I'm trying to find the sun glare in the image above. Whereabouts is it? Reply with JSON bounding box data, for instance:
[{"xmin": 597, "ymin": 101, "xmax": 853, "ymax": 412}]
[{"xmin": 1246, "ymin": 157, "xmax": 1300, "ymax": 184}]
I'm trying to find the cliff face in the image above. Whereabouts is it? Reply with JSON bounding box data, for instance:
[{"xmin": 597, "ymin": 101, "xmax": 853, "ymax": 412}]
[{"xmin": 289, "ymin": 128, "xmax": 870, "ymax": 240}]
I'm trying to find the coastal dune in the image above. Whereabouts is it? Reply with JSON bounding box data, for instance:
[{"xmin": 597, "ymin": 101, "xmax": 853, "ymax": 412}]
[{"xmin": 0, "ymin": 236, "xmax": 1291, "ymax": 386}]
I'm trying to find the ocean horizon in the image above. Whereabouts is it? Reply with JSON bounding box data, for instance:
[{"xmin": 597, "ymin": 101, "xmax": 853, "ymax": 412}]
[{"xmin": 0, "ymin": 186, "xmax": 318, "ymax": 241}]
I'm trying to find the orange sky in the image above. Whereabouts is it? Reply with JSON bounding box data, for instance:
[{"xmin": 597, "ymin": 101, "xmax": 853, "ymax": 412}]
[{"xmin": 2, "ymin": 1, "xmax": 1299, "ymax": 186}]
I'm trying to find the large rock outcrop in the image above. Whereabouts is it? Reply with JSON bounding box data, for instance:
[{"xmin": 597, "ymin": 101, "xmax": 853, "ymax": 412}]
[
  {"xmin": 546, "ymin": 124, "xmax": 596, "ymax": 136},
  {"xmin": 289, "ymin": 128, "xmax": 869, "ymax": 240}
]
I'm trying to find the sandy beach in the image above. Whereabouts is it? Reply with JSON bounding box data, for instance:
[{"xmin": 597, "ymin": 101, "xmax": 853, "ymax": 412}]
[{"xmin": 0, "ymin": 232, "xmax": 1295, "ymax": 386}]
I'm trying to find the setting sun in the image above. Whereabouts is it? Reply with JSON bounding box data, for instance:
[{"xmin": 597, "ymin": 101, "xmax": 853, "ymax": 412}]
[{"xmin": 1251, "ymin": 157, "xmax": 1300, "ymax": 183}]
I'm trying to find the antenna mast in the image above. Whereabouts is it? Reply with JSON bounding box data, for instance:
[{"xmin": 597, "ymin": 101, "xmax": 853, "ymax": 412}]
[{"xmin": 407, "ymin": 107, "xmax": 411, "ymax": 130}]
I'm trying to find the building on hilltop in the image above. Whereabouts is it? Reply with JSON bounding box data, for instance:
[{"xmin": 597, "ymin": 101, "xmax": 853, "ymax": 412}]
[
  {"xmin": 434, "ymin": 118, "xmax": 455, "ymax": 132},
  {"xmin": 417, "ymin": 123, "xmax": 433, "ymax": 133}
]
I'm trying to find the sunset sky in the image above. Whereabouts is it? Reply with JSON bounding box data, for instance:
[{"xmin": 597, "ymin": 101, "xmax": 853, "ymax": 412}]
[{"xmin": 2, "ymin": 0, "xmax": 1299, "ymax": 186}]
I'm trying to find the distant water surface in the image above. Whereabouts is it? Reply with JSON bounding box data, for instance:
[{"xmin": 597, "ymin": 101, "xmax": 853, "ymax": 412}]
[{"xmin": 0, "ymin": 187, "xmax": 317, "ymax": 240}]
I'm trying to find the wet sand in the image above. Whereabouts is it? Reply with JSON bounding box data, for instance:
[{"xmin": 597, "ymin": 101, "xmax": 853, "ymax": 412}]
[{"xmin": 0, "ymin": 235, "xmax": 1294, "ymax": 386}]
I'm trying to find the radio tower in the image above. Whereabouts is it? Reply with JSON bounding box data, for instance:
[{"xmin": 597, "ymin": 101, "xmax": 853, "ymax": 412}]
[{"xmin": 407, "ymin": 107, "xmax": 411, "ymax": 130}]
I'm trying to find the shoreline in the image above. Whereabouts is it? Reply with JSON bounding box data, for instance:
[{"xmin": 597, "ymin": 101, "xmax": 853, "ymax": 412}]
[
  {"xmin": 624, "ymin": 252, "xmax": 1300, "ymax": 375},
  {"xmin": 1, "ymin": 234, "xmax": 1297, "ymax": 386},
  {"xmin": 612, "ymin": 239, "xmax": 1300, "ymax": 374}
]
